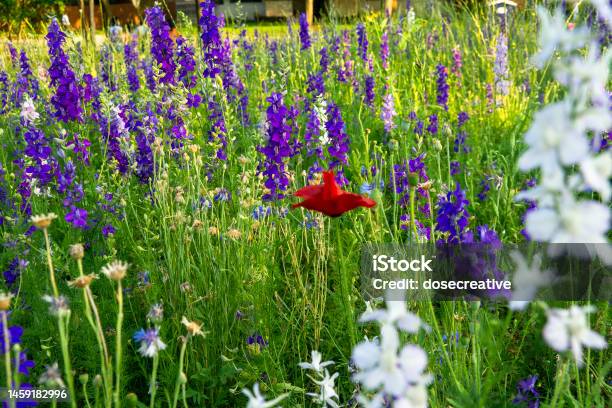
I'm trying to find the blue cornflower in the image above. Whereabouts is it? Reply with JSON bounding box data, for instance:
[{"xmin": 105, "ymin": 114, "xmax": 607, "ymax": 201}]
[{"xmin": 133, "ymin": 328, "xmax": 167, "ymax": 358}]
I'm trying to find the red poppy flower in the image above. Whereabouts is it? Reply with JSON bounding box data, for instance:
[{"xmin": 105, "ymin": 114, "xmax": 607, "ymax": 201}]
[{"xmin": 292, "ymin": 171, "xmax": 377, "ymax": 217}]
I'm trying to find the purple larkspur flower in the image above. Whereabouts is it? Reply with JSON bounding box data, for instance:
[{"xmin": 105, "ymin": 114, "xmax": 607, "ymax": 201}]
[
  {"xmin": 299, "ymin": 13, "xmax": 311, "ymax": 50},
  {"xmin": 512, "ymin": 375, "xmax": 540, "ymax": 408},
  {"xmin": 145, "ymin": 5, "xmax": 176, "ymax": 84},
  {"xmin": 257, "ymin": 93, "xmax": 300, "ymax": 201},
  {"xmin": 16, "ymin": 50, "xmax": 39, "ymax": 102},
  {"xmin": 307, "ymin": 72, "xmax": 325, "ymax": 98},
  {"xmin": 102, "ymin": 224, "xmax": 116, "ymax": 237},
  {"xmin": 326, "ymin": 102, "xmax": 350, "ymax": 184},
  {"xmin": 494, "ymin": 32, "xmax": 510, "ymax": 96},
  {"xmin": 436, "ymin": 183, "xmax": 470, "ymax": 243},
  {"xmin": 207, "ymin": 97, "xmax": 228, "ymax": 160},
  {"xmin": 65, "ymin": 206, "xmax": 88, "ymax": 229},
  {"xmin": 450, "ymin": 161, "xmax": 460, "ymax": 176},
  {"xmin": 380, "ymin": 29, "xmax": 390, "ymax": 69},
  {"xmin": 436, "ymin": 64, "xmax": 450, "ymax": 110},
  {"xmin": 364, "ymin": 76, "xmax": 375, "ymax": 106},
  {"xmin": 427, "ymin": 114, "xmax": 438, "ymax": 135},
  {"xmin": 381, "ymin": 91, "xmax": 396, "ymax": 133},
  {"xmin": 356, "ymin": 22, "xmax": 369, "ymax": 61},
  {"xmin": 199, "ymin": 0, "xmax": 223, "ymax": 78},
  {"xmin": 452, "ymin": 47, "xmax": 462, "ymax": 78},
  {"xmin": 46, "ymin": 19, "xmax": 82, "ymax": 122},
  {"xmin": 319, "ymin": 47, "xmax": 329, "ymax": 73},
  {"xmin": 176, "ymin": 36, "xmax": 197, "ymax": 88},
  {"xmin": 99, "ymin": 45, "xmax": 116, "ymax": 91},
  {"xmin": 124, "ymin": 39, "xmax": 140, "ymax": 92}
]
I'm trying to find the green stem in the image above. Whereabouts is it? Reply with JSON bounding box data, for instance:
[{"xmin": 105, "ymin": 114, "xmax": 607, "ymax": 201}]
[
  {"xmin": 113, "ymin": 281, "xmax": 124, "ymax": 408},
  {"xmin": 43, "ymin": 228, "xmax": 59, "ymax": 297},
  {"xmin": 84, "ymin": 288, "xmax": 112, "ymax": 408},
  {"xmin": 171, "ymin": 337, "xmax": 188, "ymax": 408},
  {"xmin": 149, "ymin": 353, "xmax": 159, "ymax": 408},
  {"xmin": 57, "ymin": 314, "xmax": 77, "ymax": 408},
  {"xmin": 2, "ymin": 312, "xmax": 15, "ymax": 408}
]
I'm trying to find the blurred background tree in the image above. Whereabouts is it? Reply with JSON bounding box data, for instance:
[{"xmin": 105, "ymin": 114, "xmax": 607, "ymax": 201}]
[{"xmin": 0, "ymin": 0, "xmax": 66, "ymax": 34}]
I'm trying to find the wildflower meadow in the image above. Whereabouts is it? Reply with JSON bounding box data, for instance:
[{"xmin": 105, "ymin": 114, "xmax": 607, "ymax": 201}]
[{"xmin": 0, "ymin": 0, "xmax": 610, "ymax": 407}]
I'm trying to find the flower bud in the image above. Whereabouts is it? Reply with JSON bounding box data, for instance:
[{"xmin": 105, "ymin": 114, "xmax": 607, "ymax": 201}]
[{"xmin": 69, "ymin": 243, "xmax": 85, "ymax": 261}]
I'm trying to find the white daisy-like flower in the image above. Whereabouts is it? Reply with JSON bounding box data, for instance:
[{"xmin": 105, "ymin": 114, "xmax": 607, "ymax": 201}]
[{"xmin": 543, "ymin": 305, "xmax": 607, "ymax": 367}]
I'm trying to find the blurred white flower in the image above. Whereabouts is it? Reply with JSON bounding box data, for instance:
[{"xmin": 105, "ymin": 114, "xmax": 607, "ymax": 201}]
[
  {"xmin": 298, "ymin": 350, "xmax": 334, "ymax": 374},
  {"xmin": 508, "ymin": 252, "xmax": 554, "ymax": 311},
  {"xmin": 242, "ymin": 383, "xmax": 288, "ymax": 408},
  {"xmin": 543, "ymin": 305, "xmax": 607, "ymax": 367},
  {"xmin": 532, "ymin": 7, "xmax": 589, "ymax": 68},
  {"xmin": 524, "ymin": 197, "xmax": 610, "ymax": 243},
  {"xmin": 580, "ymin": 153, "xmax": 612, "ymax": 201},
  {"xmin": 518, "ymin": 102, "xmax": 589, "ymax": 171},
  {"xmin": 61, "ymin": 14, "xmax": 70, "ymax": 27}
]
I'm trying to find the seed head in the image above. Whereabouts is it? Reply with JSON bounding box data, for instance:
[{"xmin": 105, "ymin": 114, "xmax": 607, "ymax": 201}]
[
  {"xmin": 30, "ymin": 213, "xmax": 58, "ymax": 229},
  {"xmin": 69, "ymin": 243, "xmax": 85, "ymax": 260},
  {"xmin": 101, "ymin": 260, "xmax": 128, "ymax": 281},
  {"xmin": 181, "ymin": 316, "xmax": 205, "ymax": 337},
  {"xmin": 0, "ymin": 292, "xmax": 13, "ymax": 311},
  {"xmin": 68, "ymin": 274, "xmax": 98, "ymax": 288}
]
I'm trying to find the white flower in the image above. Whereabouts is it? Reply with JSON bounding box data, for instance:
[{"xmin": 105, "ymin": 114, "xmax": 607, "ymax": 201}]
[
  {"xmin": 308, "ymin": 370, "xmax": 339, "ymax": 408},
  {"xmin": 353, "ymin": 324, "xmax": 430, "ymax": 397},
  {"xmin": 20, "ymin": 96, "xmax": 39, "ymax": 124},
  {"xmin": 543, "ymin": 305, "xmax": 607, "ymax": 367},
  {"xmin": 61, "ymin": 14, "xmax": 70, "ymax": 27},
  {"xmin": 241, "ymin": 383, "xmax": 288, "ymax": 408},
  {"xmin": 394, "ymin": 376, "xmax": 431, "ymax": 408},
  {"xmin": 298, "ymin": 350, "xmax": 334, "ymax": 374},
  {"xmin": 524, "ymin": 198, "xmax": 610, "ymax": 243},
  {"xmin": 532, "ymin": 6, "xmax": 589, "ymax": 68},
  {"xmin": 360, "ymin": 292, "xmax": 428, "ymax": 333},
  {"xmin": 508, "ymin": 251, "xmax": 554, "ymax": 311},
  {"xmin": 518, "ymin": 102, "xmax": 590, "ymax": 171},
  {"xmin": 555, "ymin": 45, "xmax": 611, "ymax": 108},
  {"xmin": 580, "ymin": 152, "xmax": 612, "ymax": 201}
]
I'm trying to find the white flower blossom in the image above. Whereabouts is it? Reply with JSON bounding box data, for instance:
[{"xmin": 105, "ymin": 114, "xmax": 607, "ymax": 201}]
[
  {"xmin": 352, "ymin": 324, "xmax": 430, "ymax": 397},
  {"xmin": 307, "ymin": 370, "xmax": 339, "ymax": 407},
  {"xmin": 360, "ymin": 292, "xmax": 428, "ymax": 334},
  {"xmin": 524, "ymin": 197, "xmax": 610, "ymax": 244},
  {"xmin": 508, "ymin": 251, "xmax": 554, "ymax": 311},
  {"xmin": 298, "ymin": 350, "xmax": 334, "ymax": 374},
  {"xmin": 579, "ymin": 152, "xmax": 612, "ymax": 201},
  {"xmin": 532, "ymin": 6, "xmax": 589, "ymax": 68},
  {"xmin": 543, "ymin": 305, "xmax": 607, "ymax": 367},
  {"xmin": 242, "ymin": 383, "xmax": 288, "ymax": 408},
  {"xmin": 20, "ymin": 96, "xmax": 39, "ymax": 124}
]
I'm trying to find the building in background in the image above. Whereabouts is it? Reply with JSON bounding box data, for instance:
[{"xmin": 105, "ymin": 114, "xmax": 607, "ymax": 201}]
[{"xmin": 65, "ymin": 0, "xmax": 402, "ymax": 28}]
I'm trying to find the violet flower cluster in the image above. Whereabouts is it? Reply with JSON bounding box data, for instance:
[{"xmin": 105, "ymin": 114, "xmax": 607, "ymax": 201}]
[
  {"xmin": 145, "ymin": 6, "xmax": 176, "ymax": 84},
  {"xmin": 258, "ymin": 93, "xmax": 300, "ymax": 201},
  {"xmin": 46, "ymin": 18, "xmax": 82, "ymax": 122}
]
